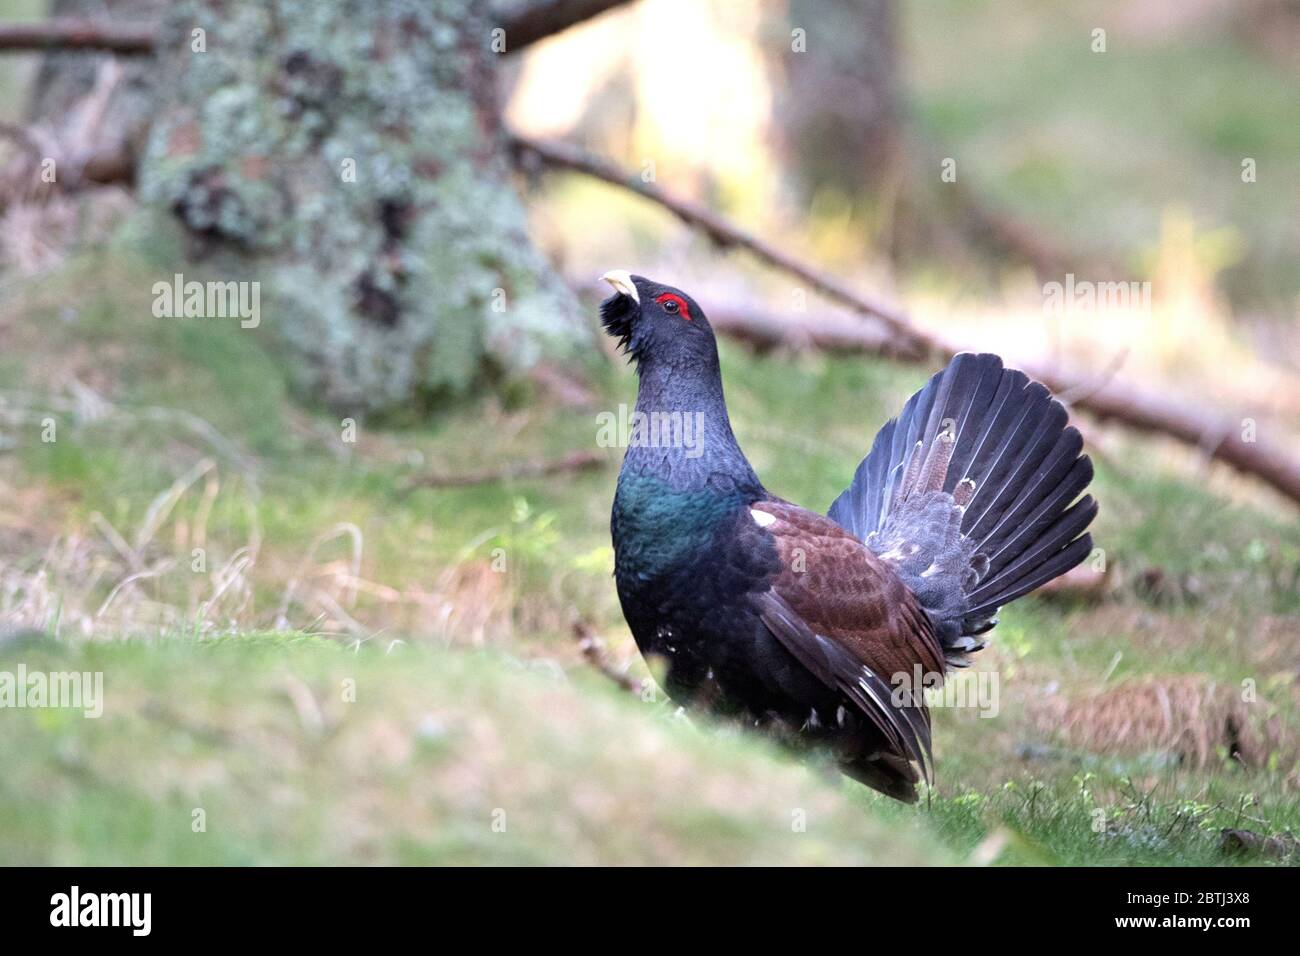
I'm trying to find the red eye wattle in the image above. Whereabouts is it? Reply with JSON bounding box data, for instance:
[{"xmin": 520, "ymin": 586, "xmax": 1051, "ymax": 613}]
[{"xmin": 654, "ymin": 292, "xmax": 692, "ymax": 321}]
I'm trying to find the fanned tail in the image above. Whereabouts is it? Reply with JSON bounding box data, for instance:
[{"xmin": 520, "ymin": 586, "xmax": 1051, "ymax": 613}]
[{"xmin": 828, "ymin": 353, "xmax": 1097, "ymax": 667}]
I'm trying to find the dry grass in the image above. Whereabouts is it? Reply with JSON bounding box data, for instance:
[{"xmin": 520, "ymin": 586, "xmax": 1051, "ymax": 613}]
[
  {"xmin": 1065, "ymin": 603, "xmax": 1300, "ymax": 672},
  {"xmin": 0, "ymin": 476, "xmax": 522, "ymax": 648},
  {"xmin": 1031, "ymin": 674, "xmax": 1294, "ymax": 772},
  {"xmin": 0, "ymin": 386, "xmax": 523, "ymax": 647}
]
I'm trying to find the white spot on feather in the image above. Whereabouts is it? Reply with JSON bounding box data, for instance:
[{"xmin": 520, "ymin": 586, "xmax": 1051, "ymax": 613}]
[{"xmin": 750, "ymin": 509, "xmax": 777, "ymax": 528}]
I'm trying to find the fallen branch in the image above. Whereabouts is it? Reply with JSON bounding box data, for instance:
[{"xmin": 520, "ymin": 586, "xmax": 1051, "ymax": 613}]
[
  {"xmin": 707, "ymin": 307, "xmax": 1300, "ymax": 503},
  {"xmin": 707, "ymin": 303, "xmax": 929, "ymax": 362},
  {"xmin": 0, "ymin": 3, "xmax": 633, "ymax": 56},
  {"xmin": 1023, "ymin": 369, "xmax": 1300, "ymax": 506},
  {"xmin": 0, "ymin": 19, "xmax": 156, "ymax": 54},
  {"xmin": 400, "ymin": 449, "xmax": 605, "ymax": 492},
  {"xmin": 511, "ymin": 135, "xmax": 937, "ymax": 351},
  {"xmin": 572, "ymin": 277, "xmax": 928, "ymax": 362},
  {"xmin": 572, "ymin": 618, "xmax": 640, "ymax": 693},
  {"xmin": 518, "ymin": 134, "xmax": 1300, "ymax": 508}
]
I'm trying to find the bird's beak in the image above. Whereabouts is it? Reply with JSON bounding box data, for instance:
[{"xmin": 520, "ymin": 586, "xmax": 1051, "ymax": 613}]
[{"xmin": 600, "ymin": 269, "xmax": 639, "ymax": 303}]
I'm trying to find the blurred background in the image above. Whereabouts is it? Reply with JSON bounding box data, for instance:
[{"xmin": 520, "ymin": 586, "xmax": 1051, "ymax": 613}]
[{"xmin": 0, "ymin": 0, "xmax": 1296, "ymax": 865}]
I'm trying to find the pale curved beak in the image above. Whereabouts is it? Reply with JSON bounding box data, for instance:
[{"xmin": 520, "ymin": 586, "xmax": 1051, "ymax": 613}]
[{"xmin": 600, "ymin": 269, "xmax": 638, "ymax": 303}]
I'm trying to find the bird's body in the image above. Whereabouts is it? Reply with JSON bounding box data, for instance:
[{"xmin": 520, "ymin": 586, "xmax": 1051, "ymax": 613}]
[{"xmin": 600, "ymin": 271, "xmax": 1096, "ymax": 801}]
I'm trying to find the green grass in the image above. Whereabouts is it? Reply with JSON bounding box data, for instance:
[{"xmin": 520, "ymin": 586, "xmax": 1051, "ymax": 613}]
[
  {"xmin": 1, "ymin": 253, "xmax": 1297, "ymax": 865},
  {"xmin": 0, "ymin": 635, "xmax": 949, "ymax": 865}
]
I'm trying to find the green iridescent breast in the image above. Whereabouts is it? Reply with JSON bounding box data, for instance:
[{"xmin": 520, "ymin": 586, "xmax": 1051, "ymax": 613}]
[{"xmin": 611, "ymin": 472, "xmax": 741, "ymax": 582}]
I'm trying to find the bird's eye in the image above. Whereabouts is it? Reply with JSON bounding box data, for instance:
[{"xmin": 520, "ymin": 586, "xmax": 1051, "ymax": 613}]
[{"xmin": 654, "ymin": 292, "xmax": 692, "ymax": 320}]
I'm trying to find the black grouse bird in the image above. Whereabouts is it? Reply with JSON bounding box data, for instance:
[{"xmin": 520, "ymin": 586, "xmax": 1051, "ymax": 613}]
[{"xmin": 600, "ymin": 270, "xmax": 1097, "ymax": 802}]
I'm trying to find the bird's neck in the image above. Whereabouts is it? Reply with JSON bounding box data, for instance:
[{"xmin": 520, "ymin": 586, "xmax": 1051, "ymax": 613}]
[{"xmin": 619, "ymin": 354, "xmax": 763, "ymax": 497}]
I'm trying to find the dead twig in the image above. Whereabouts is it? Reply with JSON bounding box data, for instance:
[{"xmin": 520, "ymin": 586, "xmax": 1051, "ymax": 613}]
[
  {"xmin": 511, "ymin": 134, "xmax": 939, "ymax": 351},
  {"xmin": 0, "ymin": 19, "xmax": 157, "ymax": 54},
  {"xmin": 1033, "ymin": 372, "xmax": 1300, "ymax": 507},
  {"xmin": 572, "ymin": 618, "xmax": 640, "ymax": 693},
  {"xmin": 0, "ymin": 3, "xmax": 631, "ymax": 56},
  {"xmin": 706, "ymin": 303, "xmax": 930, "ymax": 362}
]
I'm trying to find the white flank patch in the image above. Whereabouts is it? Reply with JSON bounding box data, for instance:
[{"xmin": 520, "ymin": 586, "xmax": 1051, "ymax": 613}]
[{"xmin": 750, "ymin": 509, "xmax": 777, "ymax": 528}]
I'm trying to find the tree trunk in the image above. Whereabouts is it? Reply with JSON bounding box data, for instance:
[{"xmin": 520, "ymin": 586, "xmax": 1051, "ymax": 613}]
[
  {"xmin": 770, "ymin": 0, "xmax": 901, "ymax": 204},
  {"xmin": 32, "ymin": 0, "xmax": 593, "ymax": 414}
]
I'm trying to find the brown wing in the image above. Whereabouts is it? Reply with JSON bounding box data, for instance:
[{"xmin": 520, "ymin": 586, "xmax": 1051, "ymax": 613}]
[
  {"xmin": 748, "ymin": 499, "xmax": 945, "ymax": 781},
  {"xmin": 755, "ymin": 500, "xmax": 945, "ymax": 677}
]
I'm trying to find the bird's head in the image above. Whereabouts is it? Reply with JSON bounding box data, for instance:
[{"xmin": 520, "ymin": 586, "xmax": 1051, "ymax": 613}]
[{"xmin": 599, "ymin": 271, "xmax": 717, "ymax": 371}]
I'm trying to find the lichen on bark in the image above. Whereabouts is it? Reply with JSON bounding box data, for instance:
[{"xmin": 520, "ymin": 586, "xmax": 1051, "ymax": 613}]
[{"xmin": 135, "ymin": 0, "xmax": 590, "ymax": 412}]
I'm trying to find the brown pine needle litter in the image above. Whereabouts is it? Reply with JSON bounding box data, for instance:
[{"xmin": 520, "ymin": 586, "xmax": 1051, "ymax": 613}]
[{"xmin": 1031, "ymin": 675, "xmax": 1294, "ymax": 772}]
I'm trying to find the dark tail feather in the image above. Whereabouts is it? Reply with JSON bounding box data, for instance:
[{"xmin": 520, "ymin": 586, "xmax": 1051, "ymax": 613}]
[{"xmin": 828, "ymin": 353, "xmax": 1097, "ymax": 664}]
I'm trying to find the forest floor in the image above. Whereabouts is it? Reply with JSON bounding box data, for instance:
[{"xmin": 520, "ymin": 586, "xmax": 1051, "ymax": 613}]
[{"xmin": 1, "ymin": 250, "xmax": 1297, "ymax": 865}]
